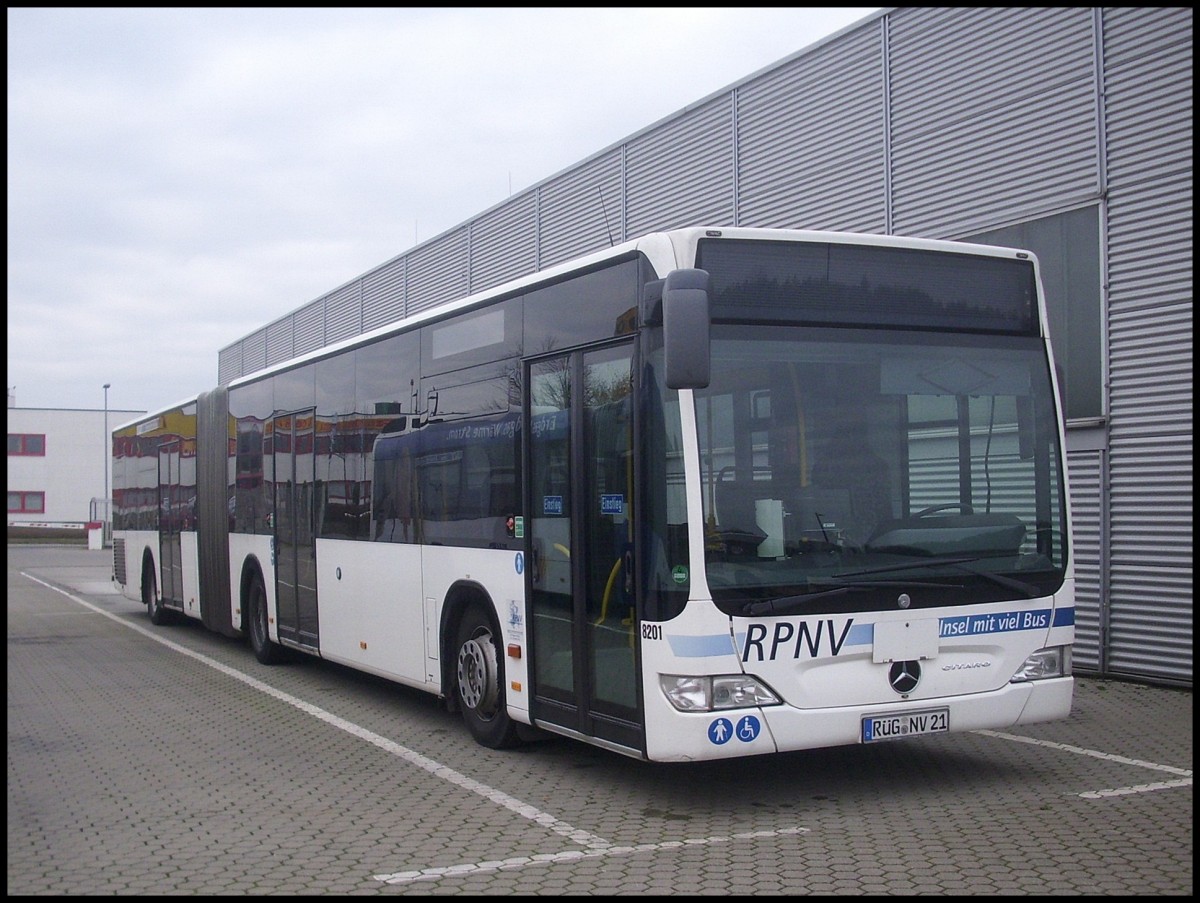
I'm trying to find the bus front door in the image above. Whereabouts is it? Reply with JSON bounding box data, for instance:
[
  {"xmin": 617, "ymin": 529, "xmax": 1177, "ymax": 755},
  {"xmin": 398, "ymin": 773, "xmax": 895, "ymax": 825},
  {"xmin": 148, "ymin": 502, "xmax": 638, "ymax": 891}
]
[
  {"xmin": 272, "ymin": 410, "xmax": 319, "ymax": 650},
  {"xmin": 526, "ymin": 342, "xmax": 643, "ymax": 753}
]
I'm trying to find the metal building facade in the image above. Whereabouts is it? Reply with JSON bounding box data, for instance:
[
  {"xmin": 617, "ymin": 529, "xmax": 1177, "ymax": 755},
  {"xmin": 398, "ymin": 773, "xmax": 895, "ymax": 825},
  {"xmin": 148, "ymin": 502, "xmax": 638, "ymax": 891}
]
[{"xmin": 217, "ymin": 7, "xmax": 1193, "ymax": 686}]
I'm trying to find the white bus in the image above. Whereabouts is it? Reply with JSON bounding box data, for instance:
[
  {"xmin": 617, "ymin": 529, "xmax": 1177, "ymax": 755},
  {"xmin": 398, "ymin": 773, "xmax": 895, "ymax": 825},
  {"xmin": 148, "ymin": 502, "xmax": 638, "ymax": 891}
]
[{"xmin": 112, "ymin": 227, "xmax": 1074, "ymax": 762}]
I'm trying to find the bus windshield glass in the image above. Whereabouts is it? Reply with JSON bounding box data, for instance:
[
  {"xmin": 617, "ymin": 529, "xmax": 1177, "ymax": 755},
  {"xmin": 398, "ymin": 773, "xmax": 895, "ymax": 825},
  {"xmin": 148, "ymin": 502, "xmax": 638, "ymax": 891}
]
[{"xmin": 694, "ymin": 324, "xmax": 1068, "ymax": 616}]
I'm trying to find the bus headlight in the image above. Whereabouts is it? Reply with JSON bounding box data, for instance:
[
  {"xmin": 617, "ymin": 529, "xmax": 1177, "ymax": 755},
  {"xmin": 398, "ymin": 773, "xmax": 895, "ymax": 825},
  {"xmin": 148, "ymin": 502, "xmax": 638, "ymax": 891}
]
[
  {"xmin": 1010, "ymin": 645, "xmax": 1071, "ymax": 682},
  {"xmin": 659, "ymin": 674, "xmax": 782, "ymax": 712}
]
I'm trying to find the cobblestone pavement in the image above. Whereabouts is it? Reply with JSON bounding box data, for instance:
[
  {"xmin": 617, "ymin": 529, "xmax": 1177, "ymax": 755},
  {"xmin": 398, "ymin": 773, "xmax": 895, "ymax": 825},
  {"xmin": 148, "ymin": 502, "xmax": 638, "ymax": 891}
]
[{"xmin": 7, "ymin": 544, "xmax": 1193, "ymax": 895}]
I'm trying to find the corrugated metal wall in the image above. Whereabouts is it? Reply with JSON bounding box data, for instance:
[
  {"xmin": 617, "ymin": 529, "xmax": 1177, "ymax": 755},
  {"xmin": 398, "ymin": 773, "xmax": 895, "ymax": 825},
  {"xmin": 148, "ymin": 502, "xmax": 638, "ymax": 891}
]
[
  {"xmin": 1098, "ymin": 6, "xmax": 1193, "ymax": 684},
  {"xmin": 217, "ymin": 340, "xmax": 242, "ymax": 387},
  {"xmin": 214, "ymin": 7, "xmax": 1192, "ymax": 685},
  {"xmin": 406, "ymin": 227, "xmax": 469, "ymax": 316},
  {"xmin": 888, "ymin": 7, "xmax": 1100, "ymax": 237},
  {"xmin": 265, "ymin": 318, "xmax": 292, "ymax": 367},
  {"xmin": 322, "ymin": 283, "xmax": 360, "ymax": 345},
  {"xmin": 536, "ymin": 150, "xmax": 624, "ymax": 269},
  {"xmin": 361, "ymin": 257, "xmax": 405, "ymax": 332},
  {"xmin": 241, "ymin": 329, "xmax": 267, "ymax": 376},
  {"xmin": 624, "ymin": 94, "xmax": 734, "ymax": 237},
  {"xmin": 735, "ymin": 24, "xmax": 886, "ymax": 232},
  {"xmin": 293, "ymin": 297, "xmax": 324, "ymax": 357},
  {"xmin": 1067, "ymin": 447, "xmax": 1107, "ymax": 673},
  {"xmin": 468, "ymin": 193, "xmax": 538, "ymax": 295}
]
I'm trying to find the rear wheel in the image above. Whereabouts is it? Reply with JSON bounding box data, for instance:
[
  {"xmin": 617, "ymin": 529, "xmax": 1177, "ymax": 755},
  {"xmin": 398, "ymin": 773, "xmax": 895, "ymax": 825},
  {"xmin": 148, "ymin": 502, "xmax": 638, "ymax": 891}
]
[
  {"xmin": 247, "ymin": 572, "xmax": 285, "ymax": 664},
  {"xmin": 455, "ymin": 603, "xmax": 521, "ymax": 749}
]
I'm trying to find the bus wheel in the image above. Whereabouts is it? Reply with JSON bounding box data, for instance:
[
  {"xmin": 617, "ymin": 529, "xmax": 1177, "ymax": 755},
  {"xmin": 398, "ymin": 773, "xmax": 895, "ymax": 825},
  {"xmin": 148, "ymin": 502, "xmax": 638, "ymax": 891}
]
[
  {"xmin": 247, "ymin": 573, "xmax": 284, "ymax": 665},
  {"xmin": 455, "ymin": 604, "xmax": 520, "ymax": 749},
  {"xmin": 144, "ymin": 559, "xmax": 171, "ymax": 625}
]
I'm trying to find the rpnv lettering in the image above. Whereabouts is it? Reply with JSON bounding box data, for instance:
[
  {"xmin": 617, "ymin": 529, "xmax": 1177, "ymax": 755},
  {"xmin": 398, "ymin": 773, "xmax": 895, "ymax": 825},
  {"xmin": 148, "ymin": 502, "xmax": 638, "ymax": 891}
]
[{"xmin": 742, "ymin": 618, "xmax": 855, "ymax": 662}]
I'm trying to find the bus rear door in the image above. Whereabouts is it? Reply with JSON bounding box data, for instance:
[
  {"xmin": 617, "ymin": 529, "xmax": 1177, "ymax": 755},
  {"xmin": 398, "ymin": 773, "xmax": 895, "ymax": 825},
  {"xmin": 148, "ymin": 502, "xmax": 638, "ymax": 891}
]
[{"xmin": 272, "ymin": 409, "xmax": 320, "ymax": 650}]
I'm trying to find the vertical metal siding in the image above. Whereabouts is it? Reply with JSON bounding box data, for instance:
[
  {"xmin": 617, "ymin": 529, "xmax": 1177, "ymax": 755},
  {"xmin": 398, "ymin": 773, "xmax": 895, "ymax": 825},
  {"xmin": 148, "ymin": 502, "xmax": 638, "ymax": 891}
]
[
  {"xmin": 293, "ymin": 298, "xmax": 324, "ymax": 356},
  {"xmin": 217, "ymin": 342, "xmax": 242, "ymax": 387},
  {"xmin": 467, "ymin": 193, "xmax": 538, "ymax": 294},
  {"xmin": 405, "ymin": 227, "xmax": 468, "ymax": 316},
  {"xmin": 323, "ymin": 282, "xmax": 361, "ymax": 344},
  {"xmin": 736, "ymin": 25, "xmax": 886, "ymax": 232},
  {"xmin": 624, "ymin": 95, "xmax": 734, "ymax": 237},
  {"xmin": 1100, "ymin": 7, "xmax": 1193, "ymax": 684},
  {"xmin": 888, "ymin": 7, "xmax": 1099, "ymax": 237},
  {"xmin": 361, "ymin": 257, "xmax": 406, "ymax": 332},
  {"xmin": 265, "ymin": 317, "xmax": 293, "ymax": 367},
  {"xmin": 1067, "ymin": 448, "xmax": 1105, "ymax": 673},
  {"xmin": 536, "ymin": 150, "xmax": 624, "ymax": 270},
  {"xmin": 241, "ymin": 329, "xmax": 267, "ymax": 376}
]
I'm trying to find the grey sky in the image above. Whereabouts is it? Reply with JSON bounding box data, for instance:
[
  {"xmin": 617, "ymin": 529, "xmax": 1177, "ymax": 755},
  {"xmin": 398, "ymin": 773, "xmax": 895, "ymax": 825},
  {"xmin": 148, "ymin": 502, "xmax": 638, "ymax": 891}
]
[{"xmin": 7, "ymin": 7, "xmax": 880, "ymax": 415}]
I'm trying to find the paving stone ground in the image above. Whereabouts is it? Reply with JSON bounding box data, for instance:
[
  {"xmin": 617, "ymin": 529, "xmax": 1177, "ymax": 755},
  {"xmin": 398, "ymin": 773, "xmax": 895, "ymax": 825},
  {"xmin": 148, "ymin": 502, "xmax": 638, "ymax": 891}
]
[{"xmin": 7, "ymin": 543, "xmax": 1193, "ymax": 895}]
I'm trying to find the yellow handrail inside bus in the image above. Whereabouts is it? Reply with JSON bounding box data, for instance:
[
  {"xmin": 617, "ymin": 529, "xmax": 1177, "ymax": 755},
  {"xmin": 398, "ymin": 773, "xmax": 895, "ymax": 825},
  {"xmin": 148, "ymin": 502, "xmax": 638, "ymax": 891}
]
[{"xmin": 596, "ymin": 557, "xmax": 622, "ymax": 626}]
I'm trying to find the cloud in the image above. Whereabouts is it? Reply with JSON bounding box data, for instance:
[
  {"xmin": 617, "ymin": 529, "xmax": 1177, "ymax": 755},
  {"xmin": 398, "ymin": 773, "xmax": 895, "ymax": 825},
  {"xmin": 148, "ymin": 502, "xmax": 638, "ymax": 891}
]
[{"xmin": 7, "ymin": 7, "xmax": 879, "ymax": 412}]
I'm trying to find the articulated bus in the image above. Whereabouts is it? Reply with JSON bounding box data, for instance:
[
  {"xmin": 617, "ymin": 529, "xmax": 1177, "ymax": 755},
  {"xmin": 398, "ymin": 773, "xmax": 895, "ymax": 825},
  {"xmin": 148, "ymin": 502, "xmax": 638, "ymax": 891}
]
[{"xmin": 112, "ymin": 227, "xmax": 1074, "ymax": 762}]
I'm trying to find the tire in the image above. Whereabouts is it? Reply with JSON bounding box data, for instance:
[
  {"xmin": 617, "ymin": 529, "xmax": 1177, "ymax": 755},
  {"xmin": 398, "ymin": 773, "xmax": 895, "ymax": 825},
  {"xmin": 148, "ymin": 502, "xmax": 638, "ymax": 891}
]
[
  {"xmin": 144, "ymin": 558, "xmax": 171, "ymax": 625},
  {"xmin": 455, "ymin": 603, "xmax": 521, "ymax": 749},
  {"xmin": 247, "ymin": 572, "xmax": 285, "ymax": 665}
]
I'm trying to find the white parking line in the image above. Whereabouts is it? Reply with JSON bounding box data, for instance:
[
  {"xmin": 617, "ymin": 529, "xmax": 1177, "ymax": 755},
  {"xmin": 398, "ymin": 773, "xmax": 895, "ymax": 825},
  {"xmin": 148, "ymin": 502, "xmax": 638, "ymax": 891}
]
[
  {"xmin": 1077, "ymin": 778, "xmax": 1194, "ymax": 799},
  {"xmin": 21, "ymin": 573, "xmax": 610, "ymax": 853},
  {"xmin": 976, "ymin": 729, "xmax": 1193, "ymax": 797},
  {"xmin": 372, "ymin": 827, "xmax": 810, "ymax": 886}
]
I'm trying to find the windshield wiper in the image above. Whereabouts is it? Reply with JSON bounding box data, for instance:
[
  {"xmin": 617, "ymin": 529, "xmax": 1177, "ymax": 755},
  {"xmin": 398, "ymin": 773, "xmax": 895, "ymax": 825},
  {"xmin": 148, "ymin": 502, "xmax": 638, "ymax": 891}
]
[
  {"xmin": 836, "ymin": 557, "xmax": 1042, "ymax": 598},
  {"xmin": 743, "ymin": 585, "xmax": 860, "ymax": 615},
  {"xmin": 742, "ymin": 578, "xmax": 949, "ymax": 617}
]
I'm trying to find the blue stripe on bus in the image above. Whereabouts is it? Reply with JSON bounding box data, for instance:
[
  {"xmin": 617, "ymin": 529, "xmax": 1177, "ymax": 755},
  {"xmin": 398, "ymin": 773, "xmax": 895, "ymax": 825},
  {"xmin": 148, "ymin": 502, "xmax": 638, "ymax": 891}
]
[
  {"xmin": 670, "ymin": 607, "xmax": 1076, "ymax": 658},
  {"xmin": 1053, "ymin": 607, "xmax": 1075, "ymax": 627},
  {"xmin": 667, "ymin": 633, "xmax": 739, "ymax": 658}
]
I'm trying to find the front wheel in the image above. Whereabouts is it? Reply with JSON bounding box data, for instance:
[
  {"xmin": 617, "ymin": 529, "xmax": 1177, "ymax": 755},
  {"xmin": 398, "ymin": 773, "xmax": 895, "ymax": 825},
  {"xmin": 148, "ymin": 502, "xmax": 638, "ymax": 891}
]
[
  {"xmin": 455, "ymin": 604, "xmax": 521, "ymax": 749},
  {"xmin": 247, "ymin": 572, "xmax": 285, "ymax": 665}
]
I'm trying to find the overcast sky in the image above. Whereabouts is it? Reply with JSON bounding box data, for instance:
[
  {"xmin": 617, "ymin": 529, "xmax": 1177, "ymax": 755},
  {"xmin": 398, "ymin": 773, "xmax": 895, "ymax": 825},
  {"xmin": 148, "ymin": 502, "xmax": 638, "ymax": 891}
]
[{"xmin": 8, "ymin": 7, "xmax": 880, "ymax": 416}]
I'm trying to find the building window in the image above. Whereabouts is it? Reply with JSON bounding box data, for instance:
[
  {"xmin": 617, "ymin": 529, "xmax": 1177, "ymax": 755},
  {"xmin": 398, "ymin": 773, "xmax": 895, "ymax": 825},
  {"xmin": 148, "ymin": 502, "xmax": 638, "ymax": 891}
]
[
  {"xmin": 8, "ymin": 491, "xmax": 46, "ymax": 514},
  {"xmin": 8, "ymin": 433, "xmax": 46, "ymax": 456},
  {"xmin": 964, "ymin": 206, "xmax": 1103, "ymax": 423}
]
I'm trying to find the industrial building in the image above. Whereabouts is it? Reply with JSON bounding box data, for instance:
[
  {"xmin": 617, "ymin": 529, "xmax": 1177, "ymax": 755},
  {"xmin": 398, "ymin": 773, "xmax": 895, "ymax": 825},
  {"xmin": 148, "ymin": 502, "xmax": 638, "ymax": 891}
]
[
  {"xmin": 213, "ymin": 8, "xmax": 1191, "ymax": 685},
  {"xmin": 7, "ymin": 393, "xmax": 145, "ymax": 537}
]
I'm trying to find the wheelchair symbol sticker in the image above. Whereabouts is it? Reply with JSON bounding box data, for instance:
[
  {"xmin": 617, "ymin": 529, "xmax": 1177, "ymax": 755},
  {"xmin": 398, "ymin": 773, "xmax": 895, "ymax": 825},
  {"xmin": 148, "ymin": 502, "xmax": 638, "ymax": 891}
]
[
  {"xmin": 708, "ymin": 718, "xmax": 734, "ymax": 745},
  {"xmin": 736, "ymin": 715, "xmax": 761, "ymax": 742}
]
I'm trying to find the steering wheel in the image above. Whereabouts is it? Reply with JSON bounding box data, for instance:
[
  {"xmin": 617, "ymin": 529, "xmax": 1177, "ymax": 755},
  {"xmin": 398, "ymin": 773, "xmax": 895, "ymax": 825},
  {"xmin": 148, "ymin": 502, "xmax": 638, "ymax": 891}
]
[{"xmin": 913, "ymin": 503, "xmax": 975, "ymax": 517}]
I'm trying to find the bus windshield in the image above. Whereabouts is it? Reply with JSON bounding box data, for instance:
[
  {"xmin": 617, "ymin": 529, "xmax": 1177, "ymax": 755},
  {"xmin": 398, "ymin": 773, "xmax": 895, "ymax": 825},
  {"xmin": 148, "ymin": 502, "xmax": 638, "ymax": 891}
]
[{"xmin": 694, "ymin": 324, "xmax": 1068, "ymax": 615}]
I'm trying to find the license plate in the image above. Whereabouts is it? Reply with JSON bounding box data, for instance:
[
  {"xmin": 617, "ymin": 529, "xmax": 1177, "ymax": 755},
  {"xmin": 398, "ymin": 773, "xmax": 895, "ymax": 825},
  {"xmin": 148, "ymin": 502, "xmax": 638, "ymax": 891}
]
[{"xmin": 861, "ymin": 708, "xmax": 949, "ymax": 743}]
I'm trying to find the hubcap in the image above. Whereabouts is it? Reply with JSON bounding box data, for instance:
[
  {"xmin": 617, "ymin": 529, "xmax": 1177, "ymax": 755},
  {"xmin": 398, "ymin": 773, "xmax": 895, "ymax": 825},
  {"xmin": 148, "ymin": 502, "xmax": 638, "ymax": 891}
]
[{"xmin": 458, "ymin": 631, "xmax": 498, "ymax": 715}]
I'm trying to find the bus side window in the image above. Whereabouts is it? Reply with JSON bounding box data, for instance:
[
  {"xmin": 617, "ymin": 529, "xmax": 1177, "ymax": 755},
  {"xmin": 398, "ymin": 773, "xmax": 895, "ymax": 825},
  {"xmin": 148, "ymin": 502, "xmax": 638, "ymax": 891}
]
[{"xmin": 372, "ymin": 453, "xmax": 416, "ymax": 543}]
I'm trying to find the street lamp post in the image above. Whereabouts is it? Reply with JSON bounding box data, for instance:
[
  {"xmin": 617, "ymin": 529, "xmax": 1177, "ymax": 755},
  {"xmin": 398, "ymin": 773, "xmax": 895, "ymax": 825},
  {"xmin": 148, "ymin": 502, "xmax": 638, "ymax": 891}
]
[{"xmin": 103, "ymin": 383, "xmax": 111, "ymax": 535}]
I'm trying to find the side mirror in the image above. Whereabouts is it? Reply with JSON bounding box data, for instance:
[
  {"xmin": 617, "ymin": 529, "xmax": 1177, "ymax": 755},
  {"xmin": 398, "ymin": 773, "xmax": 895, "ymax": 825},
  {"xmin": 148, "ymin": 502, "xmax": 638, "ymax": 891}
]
[{"xmin": 662, "ymin": 268, "xmax": 711, "ymax": 389}]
